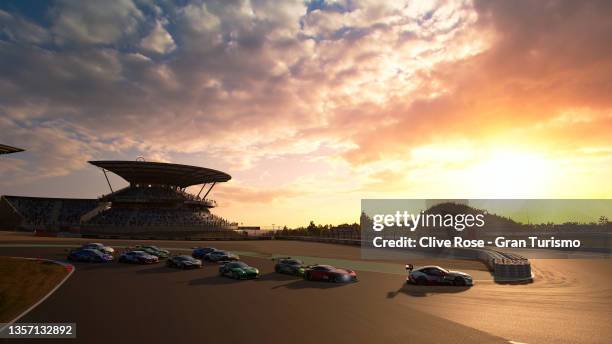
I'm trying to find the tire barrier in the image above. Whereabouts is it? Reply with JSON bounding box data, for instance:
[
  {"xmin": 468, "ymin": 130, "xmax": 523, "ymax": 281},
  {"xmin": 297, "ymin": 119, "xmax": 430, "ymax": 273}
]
[{"xmin": 477, "ymin": 248, "xmax": 533, "ymax": 283}]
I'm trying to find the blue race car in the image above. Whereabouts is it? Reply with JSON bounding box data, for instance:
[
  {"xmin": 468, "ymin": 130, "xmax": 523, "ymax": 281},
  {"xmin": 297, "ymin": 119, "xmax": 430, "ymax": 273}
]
[
  {"xmin": 68, "ymin": 248, "xmax": 113, "ymax": 262},
  {"xmin": 192, "ymin": 247, "xmax": 218, "ymax": 259}
]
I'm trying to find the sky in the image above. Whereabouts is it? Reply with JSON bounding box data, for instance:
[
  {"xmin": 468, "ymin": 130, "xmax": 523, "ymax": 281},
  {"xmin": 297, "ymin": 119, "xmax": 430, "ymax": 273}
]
[{"xmin": 1, "ymin": 0, "xmax": 611, "ymax": 228}]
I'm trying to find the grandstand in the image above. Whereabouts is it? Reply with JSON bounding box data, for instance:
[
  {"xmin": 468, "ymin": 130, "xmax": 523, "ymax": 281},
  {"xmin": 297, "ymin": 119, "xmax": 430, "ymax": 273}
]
[
  {"xmin": 0, "ymin": 196, "xmax": 98, "ymax": 231},
  {"xmin": 0, "ymin": 160, "xmax": 238, "ymax": 237},
  {"xmin": 0, "ymin": 144, "xmax": 24, "ymax": 155}
]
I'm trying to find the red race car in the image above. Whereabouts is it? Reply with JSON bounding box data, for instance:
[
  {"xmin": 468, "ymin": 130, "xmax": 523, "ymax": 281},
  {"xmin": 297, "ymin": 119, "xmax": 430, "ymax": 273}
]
[{"xmin": 303, "ymin": 264, "xmax": 357, "ymax": 283}]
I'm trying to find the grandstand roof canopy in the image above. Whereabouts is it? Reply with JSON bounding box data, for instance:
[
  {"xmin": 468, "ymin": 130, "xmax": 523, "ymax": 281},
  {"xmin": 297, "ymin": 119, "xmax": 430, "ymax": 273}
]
[
  {"xmin": 0, "ymin": 144, "xmax": 24, "ymax": 155},
  {"xmin": 89, "ymin": 160, "xmax": 231, "ymax": 187}
]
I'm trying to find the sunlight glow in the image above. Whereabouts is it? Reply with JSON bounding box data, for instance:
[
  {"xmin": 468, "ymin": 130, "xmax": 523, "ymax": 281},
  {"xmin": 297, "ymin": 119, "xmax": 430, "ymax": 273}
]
[{"xmin": 463, "ymin": 150, "xmax": 553, "ymax": 197}]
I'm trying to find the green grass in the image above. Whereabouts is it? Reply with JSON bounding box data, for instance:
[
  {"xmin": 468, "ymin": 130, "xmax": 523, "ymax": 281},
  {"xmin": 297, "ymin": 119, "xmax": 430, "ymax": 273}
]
[{"xmin": 0, "ymin": 257, "xmax": 69, "ymax": 322}]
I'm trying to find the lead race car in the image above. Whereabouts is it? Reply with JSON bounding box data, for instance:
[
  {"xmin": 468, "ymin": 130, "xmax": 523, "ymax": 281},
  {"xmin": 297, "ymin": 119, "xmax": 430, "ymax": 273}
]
[{"xmin": 406, "ymin": 264, "xmax": 473, "ymax": 286}]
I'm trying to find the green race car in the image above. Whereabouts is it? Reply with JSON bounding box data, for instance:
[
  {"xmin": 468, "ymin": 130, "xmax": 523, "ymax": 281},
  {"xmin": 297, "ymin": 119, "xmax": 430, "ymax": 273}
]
[
  {"xmin": 134, "ymin": 245, "xmax": 170, "ymax": 258},
  {"xmin": 273, "ymin": 257, "xmax": 306, "ymax": 276},
  {"xmin": 219, "ymin": 261, "xmax": 260, "ymax": 279}
]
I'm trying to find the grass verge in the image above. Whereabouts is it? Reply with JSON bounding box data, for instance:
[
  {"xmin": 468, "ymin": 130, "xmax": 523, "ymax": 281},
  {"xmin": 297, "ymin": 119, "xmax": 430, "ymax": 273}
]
[{"xmin": 0, "ymin": 256, "xmax": 69, "ymax": 322}]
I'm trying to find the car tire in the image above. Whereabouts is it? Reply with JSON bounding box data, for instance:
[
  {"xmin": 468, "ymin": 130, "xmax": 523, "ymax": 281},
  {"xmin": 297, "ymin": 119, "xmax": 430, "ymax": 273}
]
[
  {"xmin": 454, "ymin": 277, "xmax": 466, "ymax": 286},
  {"xmin": 304, "ymin": 272, "xmax": 311, "ymax": 281},
  {"xmin": 275, "ymin": 266, "xmax": 281, "ymax": 273},
  {"xmin": 232, "ymin": 272, "xmax": 240, "ymax": 279},
  {"xmin": 334, "ymin": 275, "xmax": 343, "ymax": 283},
  {"xmin": 417, "ymin": 276, "xmax": 427, "ymax": 285}
]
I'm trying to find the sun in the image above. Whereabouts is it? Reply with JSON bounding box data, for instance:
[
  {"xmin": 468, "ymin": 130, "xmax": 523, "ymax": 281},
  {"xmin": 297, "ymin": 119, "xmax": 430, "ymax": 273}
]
[{"xmin": 462, "ymin": 150, "xmax": 554, "ymax": 198}]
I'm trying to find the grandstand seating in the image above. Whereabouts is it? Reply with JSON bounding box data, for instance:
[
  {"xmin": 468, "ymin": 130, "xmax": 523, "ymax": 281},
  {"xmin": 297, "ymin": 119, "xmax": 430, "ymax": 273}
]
[
  {"xmin": 87, "ymin": 207, "xmax": 231, "ymax": 228},
  {"xmin": 1, "ymin": 190, "xmax": 233, "ymax": 233},
  {"xmin": 3, "ymin": 196, "xmax": 97, "ymax": 228}
]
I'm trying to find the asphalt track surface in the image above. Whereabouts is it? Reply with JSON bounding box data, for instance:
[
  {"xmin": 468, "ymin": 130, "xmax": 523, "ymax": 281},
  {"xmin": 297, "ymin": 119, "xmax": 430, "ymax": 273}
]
[{"xmin": 1, "ymin": 236, "xmax": 610, "ymax": 344}]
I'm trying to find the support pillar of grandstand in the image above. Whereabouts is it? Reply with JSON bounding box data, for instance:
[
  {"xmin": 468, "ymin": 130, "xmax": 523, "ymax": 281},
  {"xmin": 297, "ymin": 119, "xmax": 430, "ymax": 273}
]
[
  {"xmin": 203, "ymin": 182, "xmax": 216, "ymax": 199},
  {"xmin": 101, "ymin": 168, "xmax": 114, "ymax": 193},
  {"xmin": 196, "ymin": 183, "xmax": 207, "ymax": 198}
]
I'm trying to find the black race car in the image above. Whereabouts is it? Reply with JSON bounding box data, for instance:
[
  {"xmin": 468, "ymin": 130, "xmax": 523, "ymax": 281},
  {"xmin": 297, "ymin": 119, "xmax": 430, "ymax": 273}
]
[
  {"xmin": 166, "ymin": 255, "xmax": 202, "ymax": 269},
  {"xmin": 273, "ymin": 257, "xmax": 306, "ymax": 276}
]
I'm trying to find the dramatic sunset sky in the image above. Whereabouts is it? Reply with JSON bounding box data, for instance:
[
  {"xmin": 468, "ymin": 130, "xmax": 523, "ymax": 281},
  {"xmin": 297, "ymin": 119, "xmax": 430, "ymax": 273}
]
[{"xmin": 1, "ymin": 0, "xmax": 611, "ymax": 227}]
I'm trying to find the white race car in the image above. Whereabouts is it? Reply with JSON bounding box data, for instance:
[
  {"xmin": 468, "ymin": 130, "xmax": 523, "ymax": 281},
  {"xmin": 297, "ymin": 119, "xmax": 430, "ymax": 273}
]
[
  {"xmin": 406, "ymin": 264, "xmax": 473, "ymax": 286},
  {"xmin": 81, "ymin": 243, "xmax": 115, "ymax": 255},
  {"xmin": 205, "ymin": 250, "xmax": 239, "ymax": 262}
]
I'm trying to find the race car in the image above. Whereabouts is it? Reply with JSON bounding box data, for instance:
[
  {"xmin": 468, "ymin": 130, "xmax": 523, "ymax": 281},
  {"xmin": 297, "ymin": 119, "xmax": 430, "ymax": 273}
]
[
  {"xmin": 133, "ymin": 245, "xmax": 170, "ymax": 258},
  {"xmin": 303, "ymin": 264, "xmax": 357, "ymax": 283},
  {"xmin": 273, "ymin": 257, "xmax": 306, "ymax": 276},
  {"xmin": 80, "ymin": 243, "xmax": 115, "ymax": 255},
  {"xmin": 166, "ymin": 255, "xmax": 202, "ymax": 269},
  {"xmin": 406, "ymin": 264, "xmax": 473, "ymax": 286},
  {"xmin": 118, "ymin": 250, "xmax": 159, "ymax": 264},
  {"xmin": 205, "ymin": 250, "xmax": 239, "ymax": 262},
  {"xmin": 192, "ymin": 247, "xmax": 218, "ymax": 259},
  {"xmin": 219, "ymin": 261, "xmax": 260, "ymax": 279},
  {"xmin": 68, "ymin": 248, "xmax": 113, "ymax": 262}
]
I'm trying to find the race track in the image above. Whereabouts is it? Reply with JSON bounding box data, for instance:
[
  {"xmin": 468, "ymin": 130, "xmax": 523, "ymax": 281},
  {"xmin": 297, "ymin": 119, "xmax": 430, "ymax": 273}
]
[{"xmin": 0, "ymin": 234, "xmax": 610, "ymax": 344}]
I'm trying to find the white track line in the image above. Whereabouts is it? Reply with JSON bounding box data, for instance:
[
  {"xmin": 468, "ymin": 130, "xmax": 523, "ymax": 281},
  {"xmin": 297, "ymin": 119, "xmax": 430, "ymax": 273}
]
[{"xmin": 0, "ymin": 257, "xmax": 75, "ymax": 332}]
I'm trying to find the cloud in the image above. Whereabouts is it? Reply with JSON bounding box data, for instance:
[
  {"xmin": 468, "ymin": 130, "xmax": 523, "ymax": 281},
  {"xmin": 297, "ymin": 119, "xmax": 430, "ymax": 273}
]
[
  {"xmin": 50, "ymin": 0, "xmax": 143, "ymax": 45},
  {"xmin": 140, "ymin": 20, "xmax": 176, "ymax": 54},
  {"xmin": 342, "ymin": 0, "xmax": 612, "ymax": 164},
  {"xmin": 199, "ymin": 184, "xmax": 302, "ymax": 205},
  {"xmin": 0, "ymin": 116, "xmax": 97, "ymax": 186},
  {"xmin": 0, "ymin": 10, "xmax": 50, "ymax": 44},
  {"xmin": 1, "ymin": 0, "xmax": 611, "ymax": 224}
]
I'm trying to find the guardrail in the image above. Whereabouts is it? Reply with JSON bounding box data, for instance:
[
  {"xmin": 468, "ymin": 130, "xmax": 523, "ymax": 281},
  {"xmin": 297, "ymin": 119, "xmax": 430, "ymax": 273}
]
[
  {"xmin": 273, "ymin": 235, "xmax": 361, "ymax": 245},
  {"xmin": 79, "ymin": 233, "xmax": 272, "ymax": 241}
]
